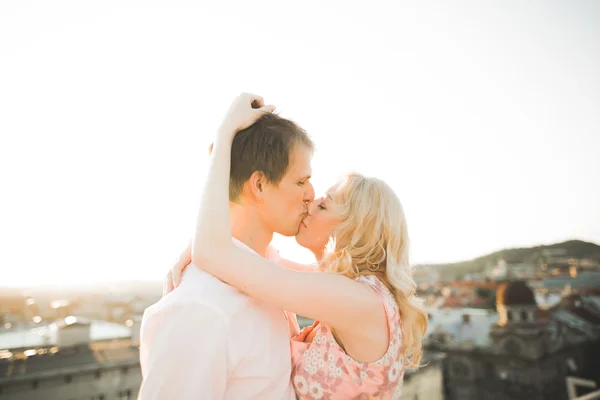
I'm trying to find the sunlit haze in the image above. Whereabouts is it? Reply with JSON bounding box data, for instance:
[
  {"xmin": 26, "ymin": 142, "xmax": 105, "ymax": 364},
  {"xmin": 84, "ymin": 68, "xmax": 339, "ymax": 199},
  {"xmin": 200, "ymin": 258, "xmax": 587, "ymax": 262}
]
[{"xmin": 1, "ymin": 1, "xmax": 599, "ymax": 287}]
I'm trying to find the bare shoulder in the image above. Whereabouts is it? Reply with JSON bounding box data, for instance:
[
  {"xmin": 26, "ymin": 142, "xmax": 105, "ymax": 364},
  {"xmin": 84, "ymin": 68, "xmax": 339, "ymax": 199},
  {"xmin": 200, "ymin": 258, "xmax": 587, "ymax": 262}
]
[{"xmin": 334, "ymin": 276, "xmax": 391, "ymax": 363}]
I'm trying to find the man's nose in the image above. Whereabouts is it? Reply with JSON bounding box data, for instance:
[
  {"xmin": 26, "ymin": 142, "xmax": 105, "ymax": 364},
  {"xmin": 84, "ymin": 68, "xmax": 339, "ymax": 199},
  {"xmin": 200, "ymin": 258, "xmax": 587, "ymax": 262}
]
[
  {"xmin": 303, "ymin": 201, "xmax": 311, "ymax": 215},
  {"xmin": 304, "ymin": 182, "xmax": 315, "ymax": 203}
]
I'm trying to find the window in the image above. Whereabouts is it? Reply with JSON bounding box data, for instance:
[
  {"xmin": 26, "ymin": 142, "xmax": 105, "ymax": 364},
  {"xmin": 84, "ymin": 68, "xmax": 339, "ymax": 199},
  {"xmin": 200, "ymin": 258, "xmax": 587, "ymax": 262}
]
[
  {"xmin": 452, "ymin": 361, "xmax": 470, "ymax": 378},
  {"xmin": 64, "ymin": 375, "xmax": 72, "ymax": 384},
  {"xmin": 94, "ymin": 370, "xmax": 102, "ymax": 379},
  {"xmin": 504, "ymin": 339, "xmax": 521, "ymax": 355},
  {"xmin": 92, "ymin": 395, "xmax": 105, "ymax": 400},
  {"xmin": 116, "ymin": 389, "xmax": 132, "ymax": 400},
  {"xmin": 32, "ymin": 380, "xmax": 39, "ymax": 389},
  {"xmin": 121, "ymin": 367, "xmax": 129, "ymax": 375},
  {"xmin": 507, "ymin": 310, "xmax": 513, "ymax": 321},
  {"xmin": 520, "ymin": 311, "xmax": 528, "ymax": 322},
  {"xmin": 454, "ymin": 387, "xmax": 471, "ymax": 398}
]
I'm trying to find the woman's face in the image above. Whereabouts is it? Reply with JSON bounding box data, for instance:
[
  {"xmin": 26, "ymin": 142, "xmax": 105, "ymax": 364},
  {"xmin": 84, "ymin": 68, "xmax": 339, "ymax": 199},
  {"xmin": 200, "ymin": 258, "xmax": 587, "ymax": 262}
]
[{"xmin": 295, "ymin": 192, "xmax": 342, "ymax": 258}]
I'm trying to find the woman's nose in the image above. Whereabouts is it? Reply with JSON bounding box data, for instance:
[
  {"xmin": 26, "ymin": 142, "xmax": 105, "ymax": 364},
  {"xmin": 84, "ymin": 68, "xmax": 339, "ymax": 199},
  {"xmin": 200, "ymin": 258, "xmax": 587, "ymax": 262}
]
[{"xmin": 307, "ymin": 201, "xmax": 315, "ymax": 215}]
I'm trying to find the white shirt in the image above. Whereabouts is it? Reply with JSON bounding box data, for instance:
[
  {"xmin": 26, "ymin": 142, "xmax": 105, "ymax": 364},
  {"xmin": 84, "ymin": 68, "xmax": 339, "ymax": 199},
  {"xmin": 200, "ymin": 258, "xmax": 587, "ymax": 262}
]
[{"xmin": 138, "ymin": 239, "xmax": 296, "ymax": 400}]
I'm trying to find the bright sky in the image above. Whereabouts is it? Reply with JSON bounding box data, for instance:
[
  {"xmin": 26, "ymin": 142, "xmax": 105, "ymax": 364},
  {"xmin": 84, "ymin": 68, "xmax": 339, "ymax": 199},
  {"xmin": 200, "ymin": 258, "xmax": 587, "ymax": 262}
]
[{"xmin": 1, "ymin": 1, "xmax": 599, "ymax": 287}]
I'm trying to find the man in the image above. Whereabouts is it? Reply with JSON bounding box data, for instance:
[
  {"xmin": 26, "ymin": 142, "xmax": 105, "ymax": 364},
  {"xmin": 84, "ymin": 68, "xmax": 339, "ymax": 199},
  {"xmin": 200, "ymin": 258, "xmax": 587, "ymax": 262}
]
[{"xmin": 138, "ymin": 109, "xmax": 315, "ymax": 399}]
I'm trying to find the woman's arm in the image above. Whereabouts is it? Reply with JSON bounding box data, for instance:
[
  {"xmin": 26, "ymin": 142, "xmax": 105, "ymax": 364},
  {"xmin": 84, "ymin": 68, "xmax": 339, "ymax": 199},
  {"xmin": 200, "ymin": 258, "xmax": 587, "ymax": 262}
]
[
  {"xmin": 266, "ymin": 246, "xmax": 318, "ymax": 272},
  {"xmin": 192, "ymin": 94, "xmax": 382, "ymax": 332},
  {"xmin": 276, "ymin": 257, "xmax": 318, "ymax": 273},
  {"xmin": 202, "ymin": 247, "xmax": 382, "ymax": 332},
  {"xmin": 191, "ymin": 94, "xmax": 269, "ymax": 262},
  {"xmin": 164, "ymin": 243, "xmax": 318, "ymax": 296}
]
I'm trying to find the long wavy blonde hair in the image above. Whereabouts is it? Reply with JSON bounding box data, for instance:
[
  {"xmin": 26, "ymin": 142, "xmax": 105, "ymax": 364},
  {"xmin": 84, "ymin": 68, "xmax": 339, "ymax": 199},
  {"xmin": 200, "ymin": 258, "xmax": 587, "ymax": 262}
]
[{"xmin": 319, "ymin": 173, "xmax": 427, "ymax": 368}]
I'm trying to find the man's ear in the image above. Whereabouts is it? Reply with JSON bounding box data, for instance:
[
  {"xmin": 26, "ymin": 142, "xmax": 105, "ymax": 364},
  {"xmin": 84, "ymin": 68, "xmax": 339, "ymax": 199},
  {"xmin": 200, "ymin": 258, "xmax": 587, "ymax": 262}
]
[{"xmin": 248, "ymin": 171, "xmax": 266, "ymax": 199}]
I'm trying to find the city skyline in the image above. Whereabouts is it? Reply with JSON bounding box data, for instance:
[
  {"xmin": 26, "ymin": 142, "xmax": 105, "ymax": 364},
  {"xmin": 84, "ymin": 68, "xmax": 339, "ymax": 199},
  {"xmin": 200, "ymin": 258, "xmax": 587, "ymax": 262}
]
[{"xmin": 1, "ymin": 1, "xmax": 599, "ymax": 286}]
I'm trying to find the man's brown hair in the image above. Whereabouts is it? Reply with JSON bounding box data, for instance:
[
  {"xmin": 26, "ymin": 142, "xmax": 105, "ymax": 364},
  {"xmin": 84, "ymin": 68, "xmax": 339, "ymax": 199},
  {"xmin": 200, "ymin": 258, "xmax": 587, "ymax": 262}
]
[{"xmin": 210, "ymin": 113, "xmax": 314, "ymax": 202}]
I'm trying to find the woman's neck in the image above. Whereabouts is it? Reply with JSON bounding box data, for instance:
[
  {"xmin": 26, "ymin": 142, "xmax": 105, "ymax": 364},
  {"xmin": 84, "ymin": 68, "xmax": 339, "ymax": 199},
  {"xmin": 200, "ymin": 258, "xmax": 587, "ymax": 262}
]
[{"xmin": 312, "ymin": 248, "xmax": 325, "ymax": 262}]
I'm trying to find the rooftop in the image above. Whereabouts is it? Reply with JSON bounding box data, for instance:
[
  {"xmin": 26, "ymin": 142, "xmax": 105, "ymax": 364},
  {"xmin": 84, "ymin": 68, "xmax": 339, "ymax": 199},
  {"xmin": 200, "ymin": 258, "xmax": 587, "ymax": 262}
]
[
  {"xmin": 0, "ymin": 342, "xmax": 139, "ymax": 382},
  {"xmin": 0, "ymin": 319, "xmax": 132, "ymax": 351}
]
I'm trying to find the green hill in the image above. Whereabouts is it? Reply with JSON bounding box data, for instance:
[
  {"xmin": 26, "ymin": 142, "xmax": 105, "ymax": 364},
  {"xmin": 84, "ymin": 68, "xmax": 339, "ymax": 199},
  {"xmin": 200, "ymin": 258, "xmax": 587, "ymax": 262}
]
[{"xmin": 417, "ymin": 240, "xmax": 600, "ymax": 276}]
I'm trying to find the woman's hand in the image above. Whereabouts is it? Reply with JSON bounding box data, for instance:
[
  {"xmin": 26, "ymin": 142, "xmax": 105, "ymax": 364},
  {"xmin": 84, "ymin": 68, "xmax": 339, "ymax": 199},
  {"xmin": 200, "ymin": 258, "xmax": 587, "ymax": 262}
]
[
  {"xmin": 216, "ymin": 93, "xmax": 275, "ymax": 142},
  {"xmin": 162, "ymin": 243, "xmax": 193, "ymax": 296}
]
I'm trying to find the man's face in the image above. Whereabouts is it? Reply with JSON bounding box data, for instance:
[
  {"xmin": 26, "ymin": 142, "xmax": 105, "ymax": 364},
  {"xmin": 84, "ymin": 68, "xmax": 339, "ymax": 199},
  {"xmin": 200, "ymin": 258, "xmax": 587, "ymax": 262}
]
[{"xmin": 260, "ymin": 144, "xmax": 315, "ymax": 237}]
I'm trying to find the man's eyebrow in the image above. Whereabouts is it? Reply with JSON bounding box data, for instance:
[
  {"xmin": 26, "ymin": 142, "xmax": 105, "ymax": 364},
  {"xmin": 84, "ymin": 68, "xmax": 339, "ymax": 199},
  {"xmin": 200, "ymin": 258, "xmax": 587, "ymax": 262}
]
[{"xmin": 299, "ymin": 175, "xmax": 312, "ymax": 181}]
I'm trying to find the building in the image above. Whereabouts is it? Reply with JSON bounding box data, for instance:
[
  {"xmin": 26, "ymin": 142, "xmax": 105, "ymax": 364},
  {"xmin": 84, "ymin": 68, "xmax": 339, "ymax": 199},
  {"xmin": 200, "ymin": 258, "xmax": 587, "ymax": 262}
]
[
  {"xmin": 0, "ymin": 316, "xmax": 142, "ymax": 400},
  {"xmin": 400, "ymin": 352, "xmax": 445, "ymax": 400},
  {"xmin": 437, "ymin": 281, "xmax": 600, "ymax": 400},
  {"xmin": 425, "ymin": 308, "xmax": 499, "ymax": 347}
]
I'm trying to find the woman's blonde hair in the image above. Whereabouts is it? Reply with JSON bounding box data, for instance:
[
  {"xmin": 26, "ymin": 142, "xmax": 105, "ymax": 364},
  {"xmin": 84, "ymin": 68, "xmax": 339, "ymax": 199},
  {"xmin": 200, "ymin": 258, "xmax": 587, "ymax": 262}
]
[{"xmin": 319, "ymin": 172, "xmax": 427, "ymax": 368}]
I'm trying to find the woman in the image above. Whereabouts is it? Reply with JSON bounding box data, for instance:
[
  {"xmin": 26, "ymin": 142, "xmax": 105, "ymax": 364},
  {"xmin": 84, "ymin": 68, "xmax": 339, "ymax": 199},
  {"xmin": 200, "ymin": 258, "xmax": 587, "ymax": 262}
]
[{"xmin": 167, "ymin": 93, "xmax": 427, "ymax": 399}]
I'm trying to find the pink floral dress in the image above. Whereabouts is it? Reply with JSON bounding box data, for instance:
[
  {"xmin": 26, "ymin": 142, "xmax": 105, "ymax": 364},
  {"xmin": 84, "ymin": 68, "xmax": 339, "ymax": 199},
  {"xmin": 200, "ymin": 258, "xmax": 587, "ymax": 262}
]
[{"xmin": 290, "ymin": 275, "xmax": 405, "ymax": 400}]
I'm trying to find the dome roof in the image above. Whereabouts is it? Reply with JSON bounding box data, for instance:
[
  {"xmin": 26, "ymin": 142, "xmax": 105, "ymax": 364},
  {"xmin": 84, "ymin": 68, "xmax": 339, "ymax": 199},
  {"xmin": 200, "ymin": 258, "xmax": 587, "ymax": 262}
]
[{"xmin": 496, "ymin": 281, "xmax": 536, "ymax": 306}]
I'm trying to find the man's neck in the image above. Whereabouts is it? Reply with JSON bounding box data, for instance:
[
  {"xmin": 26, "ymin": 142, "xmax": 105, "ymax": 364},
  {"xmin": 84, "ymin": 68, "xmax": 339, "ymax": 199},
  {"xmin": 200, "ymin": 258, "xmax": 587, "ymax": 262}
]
[{"xmin": 230, "ymin": 202, "xmax": 272, "ymax": 258}]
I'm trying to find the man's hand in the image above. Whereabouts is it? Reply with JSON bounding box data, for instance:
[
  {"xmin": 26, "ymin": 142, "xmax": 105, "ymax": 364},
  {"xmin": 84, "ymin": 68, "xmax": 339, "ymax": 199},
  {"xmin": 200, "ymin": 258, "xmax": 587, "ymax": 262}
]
[
  {"xmin": 217, "ymin": 93, "xmax": 275, "ymax": 141},
  {"xmin": 162, "ymin": 243, "xmax": 193, "ymax": 296}
]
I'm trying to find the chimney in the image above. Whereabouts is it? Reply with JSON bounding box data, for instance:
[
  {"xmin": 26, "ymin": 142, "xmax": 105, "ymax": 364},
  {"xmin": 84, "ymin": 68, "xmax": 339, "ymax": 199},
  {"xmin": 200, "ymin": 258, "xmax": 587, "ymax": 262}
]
[
  {"xmin": 56, "ymin": 316, "xmax": 91, "ymax": 348},
  {"xmin": 130, "ymin": 315, "xmax": 143, "ymax": 343}
]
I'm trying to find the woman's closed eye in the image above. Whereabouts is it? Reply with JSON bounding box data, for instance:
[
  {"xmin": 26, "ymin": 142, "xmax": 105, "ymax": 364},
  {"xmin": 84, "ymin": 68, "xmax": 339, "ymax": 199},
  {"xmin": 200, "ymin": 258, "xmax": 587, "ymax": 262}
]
[{"xmin": 318, "ymin": 200, "xmax": 327, "ymax": 211}]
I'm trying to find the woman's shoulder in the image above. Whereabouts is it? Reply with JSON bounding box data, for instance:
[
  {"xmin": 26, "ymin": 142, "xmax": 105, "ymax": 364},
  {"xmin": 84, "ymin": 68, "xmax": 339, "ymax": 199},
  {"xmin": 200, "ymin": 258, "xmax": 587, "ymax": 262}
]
[
  {"xmin": 356, "ymin": 274, "xmax": 393, "ymax": 298},
  {"xmin": 356, "ymin": 274, "xmax": 400, "ymax": 319}
]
